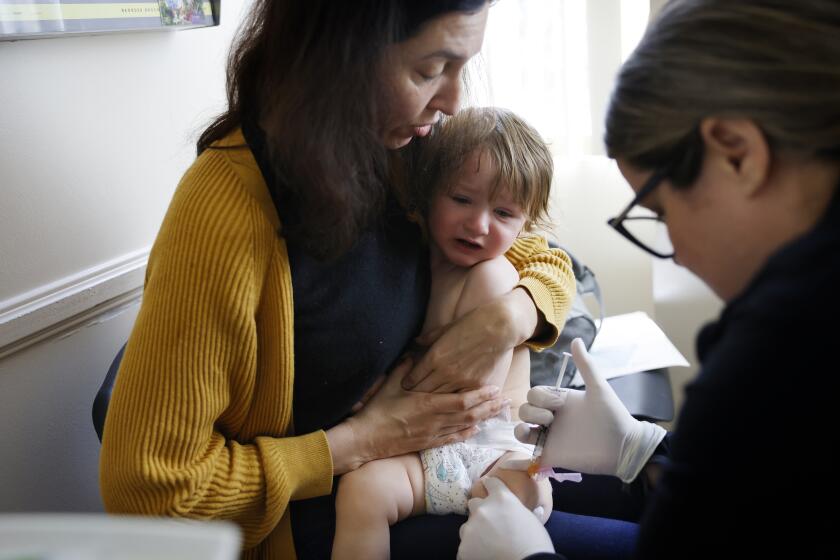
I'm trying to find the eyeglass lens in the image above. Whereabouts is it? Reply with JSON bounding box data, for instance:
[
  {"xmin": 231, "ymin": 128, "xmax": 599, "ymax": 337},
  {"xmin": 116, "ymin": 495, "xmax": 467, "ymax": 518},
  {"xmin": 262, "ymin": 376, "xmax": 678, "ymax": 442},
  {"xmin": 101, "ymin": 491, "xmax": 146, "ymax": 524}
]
[{"xmin": 620, "ymin": 212, "xmax": 673, "ymax": 257}]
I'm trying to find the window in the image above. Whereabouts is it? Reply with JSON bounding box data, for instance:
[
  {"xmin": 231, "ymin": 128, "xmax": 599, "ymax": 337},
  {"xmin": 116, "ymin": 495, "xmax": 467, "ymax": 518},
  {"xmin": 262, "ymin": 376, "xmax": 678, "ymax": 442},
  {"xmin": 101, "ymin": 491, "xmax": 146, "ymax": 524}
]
[{"xmin": 471, "ymin": 0, "xmax": 650, "ymax": 156}]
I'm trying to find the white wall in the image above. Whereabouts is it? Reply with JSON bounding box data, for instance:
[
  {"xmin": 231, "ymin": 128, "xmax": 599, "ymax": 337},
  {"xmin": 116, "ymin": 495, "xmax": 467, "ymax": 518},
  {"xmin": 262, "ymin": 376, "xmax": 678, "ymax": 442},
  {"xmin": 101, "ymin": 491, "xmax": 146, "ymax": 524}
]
[
  {"xmin": 548, "ymin": 155, "xmax": 654, "ymax": 318},
  {"xmin": 0, "ymin": 303, "xmax": 139, "ymax": 512},
  {"xmin": 653, "ymin": 260, "xmax": 722, "ymax": 427},
  {"xmin": 0, "ymin": 1, "xmax": 250, "ymax": 512},
  {"xmin": 0, "ymin": 2, "xmax": 247, "ymax": 302}
]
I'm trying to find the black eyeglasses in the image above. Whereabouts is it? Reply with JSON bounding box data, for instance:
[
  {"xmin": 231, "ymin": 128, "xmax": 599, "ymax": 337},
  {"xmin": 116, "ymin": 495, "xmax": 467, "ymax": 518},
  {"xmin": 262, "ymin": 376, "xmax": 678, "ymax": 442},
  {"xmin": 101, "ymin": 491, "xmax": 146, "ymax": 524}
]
[{"xmin": 607, "ymin": 167, "xmax": 675, "ymax": 259}]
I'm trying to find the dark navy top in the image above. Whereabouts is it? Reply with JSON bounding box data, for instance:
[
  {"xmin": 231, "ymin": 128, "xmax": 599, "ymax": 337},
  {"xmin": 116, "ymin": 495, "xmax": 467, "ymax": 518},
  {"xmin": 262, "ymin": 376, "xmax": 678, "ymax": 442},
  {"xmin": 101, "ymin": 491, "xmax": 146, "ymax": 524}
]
[
  {"xmin": 530, "ymin": 186, "xmax": 840, "ymax": 560},
  {"xmin": 242, "ymin": 119, "xmax": 430, "ymax": 558},
  {"xmin": 633, "ymin": 186, "xmax": 838, "ymax": 559}
]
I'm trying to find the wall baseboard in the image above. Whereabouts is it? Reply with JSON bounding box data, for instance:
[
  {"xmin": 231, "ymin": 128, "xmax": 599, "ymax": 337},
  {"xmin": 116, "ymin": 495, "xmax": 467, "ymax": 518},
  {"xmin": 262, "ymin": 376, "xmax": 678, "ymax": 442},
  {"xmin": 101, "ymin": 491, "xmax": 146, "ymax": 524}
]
[{"xmin": 0, "ymin": 249, "xmax": 149, "ymax": 360}]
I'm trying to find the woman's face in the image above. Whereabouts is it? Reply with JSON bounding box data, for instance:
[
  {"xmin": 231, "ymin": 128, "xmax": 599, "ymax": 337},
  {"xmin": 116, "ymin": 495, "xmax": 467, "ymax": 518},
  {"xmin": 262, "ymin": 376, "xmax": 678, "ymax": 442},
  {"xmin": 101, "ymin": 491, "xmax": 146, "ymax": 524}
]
[
  {"xmin": 617, "ymin": 159, "xmax": 753, "ymax": 301},
  {"xmin": 379, "ymin": 6, "xmax": 489, "ymax": 149}
]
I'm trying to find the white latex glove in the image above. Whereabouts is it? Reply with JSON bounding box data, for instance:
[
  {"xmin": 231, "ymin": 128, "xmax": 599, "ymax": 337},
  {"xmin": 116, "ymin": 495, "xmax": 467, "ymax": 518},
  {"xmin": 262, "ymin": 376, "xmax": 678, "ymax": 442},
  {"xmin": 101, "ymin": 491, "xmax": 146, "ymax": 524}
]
[
  {"xmin": 458, "ymin": 477, "xmax": 554, "ymax": 560},
  {"xmin": 515, "ymin": 338, "xmax": 666, "ymax": 484}
]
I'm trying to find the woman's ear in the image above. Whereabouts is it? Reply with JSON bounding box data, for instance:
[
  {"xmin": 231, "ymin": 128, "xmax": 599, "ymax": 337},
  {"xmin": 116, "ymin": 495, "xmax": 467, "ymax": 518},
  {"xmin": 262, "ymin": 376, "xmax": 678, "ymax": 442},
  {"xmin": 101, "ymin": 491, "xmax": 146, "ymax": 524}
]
[{"xmin": 699, "ymin": 117, "xmax": 771, "ymax": 197}]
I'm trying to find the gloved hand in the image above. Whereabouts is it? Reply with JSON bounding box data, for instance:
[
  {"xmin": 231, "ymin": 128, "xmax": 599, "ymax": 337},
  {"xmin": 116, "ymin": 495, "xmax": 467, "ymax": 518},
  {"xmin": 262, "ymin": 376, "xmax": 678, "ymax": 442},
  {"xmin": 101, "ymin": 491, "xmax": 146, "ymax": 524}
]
[
  {"xmin": 515, "ymin": 338, "xmax": 666, "ymax": 484},
  {"xmin": 458, "ymin": 477, "xmax": 554, "ymax": 560}
]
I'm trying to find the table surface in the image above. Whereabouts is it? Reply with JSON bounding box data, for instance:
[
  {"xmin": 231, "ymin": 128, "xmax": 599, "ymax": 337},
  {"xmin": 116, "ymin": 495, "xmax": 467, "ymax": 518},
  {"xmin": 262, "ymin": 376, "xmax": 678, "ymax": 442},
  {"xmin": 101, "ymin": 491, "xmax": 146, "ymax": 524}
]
[{"xmin": 608, "ymin": 368, "xmax": 674, "ymax": 422}]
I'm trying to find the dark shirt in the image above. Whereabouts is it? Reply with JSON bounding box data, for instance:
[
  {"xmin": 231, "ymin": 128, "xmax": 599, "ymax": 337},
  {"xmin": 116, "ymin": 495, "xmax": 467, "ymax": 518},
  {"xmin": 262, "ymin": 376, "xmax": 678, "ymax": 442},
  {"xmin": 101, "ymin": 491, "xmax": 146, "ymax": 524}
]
[
  {"xmin": 635, "ymin": 187, "xmax": 840, "ymax": 558},
  {"xmin": 242, "ymin": 119, "xmax": 430, "ymax": 559},
  {"xmin": 532, "ymin": 189, "xmax": 840, "ymax": 560}
]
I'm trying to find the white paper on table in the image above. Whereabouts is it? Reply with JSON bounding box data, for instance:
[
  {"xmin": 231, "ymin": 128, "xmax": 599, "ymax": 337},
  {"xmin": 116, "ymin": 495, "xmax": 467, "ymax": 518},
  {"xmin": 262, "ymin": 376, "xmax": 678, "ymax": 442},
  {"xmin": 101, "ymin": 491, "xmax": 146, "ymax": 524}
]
[{"xmin": 568, "ymin": 311, "xmax": 689, "ymax": 387}]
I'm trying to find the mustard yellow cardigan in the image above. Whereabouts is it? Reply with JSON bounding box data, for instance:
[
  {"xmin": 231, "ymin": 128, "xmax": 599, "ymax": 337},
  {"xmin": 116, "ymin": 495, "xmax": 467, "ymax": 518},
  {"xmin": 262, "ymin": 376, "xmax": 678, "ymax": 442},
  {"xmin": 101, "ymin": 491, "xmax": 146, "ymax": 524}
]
[{"xmin": 99, "ymin": 129, "xmax": 575, "ymax": 558}]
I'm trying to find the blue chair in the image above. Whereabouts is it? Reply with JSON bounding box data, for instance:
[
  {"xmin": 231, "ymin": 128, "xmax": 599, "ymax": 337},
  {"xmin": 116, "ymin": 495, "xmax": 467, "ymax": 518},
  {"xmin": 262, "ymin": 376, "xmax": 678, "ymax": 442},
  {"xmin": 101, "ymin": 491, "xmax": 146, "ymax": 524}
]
[{"xmin": 92, "ymin": 343, "xmax": 126, "ymax": 443}]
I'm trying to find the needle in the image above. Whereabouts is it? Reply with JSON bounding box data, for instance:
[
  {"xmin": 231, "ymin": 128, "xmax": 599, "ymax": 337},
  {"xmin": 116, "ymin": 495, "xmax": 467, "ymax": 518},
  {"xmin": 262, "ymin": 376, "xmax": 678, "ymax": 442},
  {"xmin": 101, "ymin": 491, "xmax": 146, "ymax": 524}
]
[{"xmin": 527, "ymin": 351, "xmax": 571, "ymax": 477}]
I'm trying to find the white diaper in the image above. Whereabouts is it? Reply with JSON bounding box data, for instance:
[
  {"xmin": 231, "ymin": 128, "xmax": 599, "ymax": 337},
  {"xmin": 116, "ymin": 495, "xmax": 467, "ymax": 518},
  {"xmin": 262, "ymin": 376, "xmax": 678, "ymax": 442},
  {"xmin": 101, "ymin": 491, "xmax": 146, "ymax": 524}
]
[{"xmin": 420, "ymin": 415, "xmax": 534, "ymax": 515}]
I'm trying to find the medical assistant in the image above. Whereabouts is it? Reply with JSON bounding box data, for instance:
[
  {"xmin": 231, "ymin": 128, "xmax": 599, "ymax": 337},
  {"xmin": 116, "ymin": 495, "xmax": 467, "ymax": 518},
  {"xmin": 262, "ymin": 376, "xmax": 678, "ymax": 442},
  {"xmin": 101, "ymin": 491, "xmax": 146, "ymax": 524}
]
[{"xmin": 527, "ymin": 188, "xmax": 840, "ymax": 560}]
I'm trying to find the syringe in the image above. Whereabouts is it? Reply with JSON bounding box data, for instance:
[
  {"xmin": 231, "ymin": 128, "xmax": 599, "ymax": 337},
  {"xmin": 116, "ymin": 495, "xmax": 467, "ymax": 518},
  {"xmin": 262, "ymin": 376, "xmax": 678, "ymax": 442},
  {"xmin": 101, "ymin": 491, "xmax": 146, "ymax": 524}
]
[{"xmin": 527, "ymin": 351, "xmax": 571, "ymax": 478}]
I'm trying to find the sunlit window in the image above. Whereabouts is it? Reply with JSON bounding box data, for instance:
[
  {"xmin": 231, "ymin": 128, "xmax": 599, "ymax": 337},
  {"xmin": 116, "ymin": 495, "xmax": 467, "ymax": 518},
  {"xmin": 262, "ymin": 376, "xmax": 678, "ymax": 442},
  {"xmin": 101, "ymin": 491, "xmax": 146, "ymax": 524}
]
[{"xmin": 471, "ymin": 0, "xmax": 650, "ymax": 156}]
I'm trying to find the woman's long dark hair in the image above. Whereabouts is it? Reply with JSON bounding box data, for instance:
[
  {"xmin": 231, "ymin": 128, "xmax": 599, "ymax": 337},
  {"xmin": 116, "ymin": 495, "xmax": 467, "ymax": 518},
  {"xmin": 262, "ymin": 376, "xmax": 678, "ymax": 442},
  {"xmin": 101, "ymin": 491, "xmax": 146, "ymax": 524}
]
[{"xmin": 198, "ymin": 0, "xmax": 487, "ymax": 260}]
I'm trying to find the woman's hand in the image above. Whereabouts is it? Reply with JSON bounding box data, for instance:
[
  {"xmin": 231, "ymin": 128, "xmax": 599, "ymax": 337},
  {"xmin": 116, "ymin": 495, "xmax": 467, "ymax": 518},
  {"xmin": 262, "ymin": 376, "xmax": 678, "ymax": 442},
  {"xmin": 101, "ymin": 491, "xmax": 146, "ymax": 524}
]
[
  {"xmin": 328, "ymin": 359, "xmax": 510, "ymax": 474},
  {"xmin": 402, "ymin": 287, "xmax": 542, "ymax": 393},
  {"xmin": 458, "ymin": 478, "xmax": 554, "ymax": 560},
  {"xmin": 350, "ymin": 373, "xmax": 387, "ymax": 413}
]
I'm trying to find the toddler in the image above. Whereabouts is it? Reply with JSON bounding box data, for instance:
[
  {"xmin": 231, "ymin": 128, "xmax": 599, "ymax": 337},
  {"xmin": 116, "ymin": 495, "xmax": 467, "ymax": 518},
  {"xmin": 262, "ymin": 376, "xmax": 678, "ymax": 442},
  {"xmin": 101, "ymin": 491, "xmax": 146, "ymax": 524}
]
[{"xmin": 333, "ymin": 107, "xmax": 556, "ymax": 559}]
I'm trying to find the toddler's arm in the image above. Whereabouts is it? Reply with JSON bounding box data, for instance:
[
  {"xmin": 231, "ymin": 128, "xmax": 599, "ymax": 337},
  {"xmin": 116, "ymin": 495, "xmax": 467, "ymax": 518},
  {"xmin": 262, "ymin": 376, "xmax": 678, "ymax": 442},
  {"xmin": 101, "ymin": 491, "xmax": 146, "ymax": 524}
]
[{"xmin": 450, "ymin": 256, "xmax": 520, "ymax": 390}]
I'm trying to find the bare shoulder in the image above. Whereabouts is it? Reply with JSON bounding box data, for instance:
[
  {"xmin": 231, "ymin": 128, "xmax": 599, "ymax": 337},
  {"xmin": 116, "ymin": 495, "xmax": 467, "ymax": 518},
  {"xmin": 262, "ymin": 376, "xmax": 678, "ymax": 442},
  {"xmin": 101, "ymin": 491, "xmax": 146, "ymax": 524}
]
[
  {"xmin": 453, "ymin": 256, "xmax": 519, "ymax": 319},
  {"xmin": 467, "ymin": 257, "xmax": 519, "ymax": 293}
]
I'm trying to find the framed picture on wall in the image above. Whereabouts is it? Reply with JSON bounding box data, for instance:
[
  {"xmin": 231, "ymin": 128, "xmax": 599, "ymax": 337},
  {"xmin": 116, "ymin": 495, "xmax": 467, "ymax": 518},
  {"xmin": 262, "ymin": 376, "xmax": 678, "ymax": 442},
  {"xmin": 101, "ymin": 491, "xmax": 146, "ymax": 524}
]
[{"xmin": 0, "ymin": 0, "xmax": 220, "ymax": 41}]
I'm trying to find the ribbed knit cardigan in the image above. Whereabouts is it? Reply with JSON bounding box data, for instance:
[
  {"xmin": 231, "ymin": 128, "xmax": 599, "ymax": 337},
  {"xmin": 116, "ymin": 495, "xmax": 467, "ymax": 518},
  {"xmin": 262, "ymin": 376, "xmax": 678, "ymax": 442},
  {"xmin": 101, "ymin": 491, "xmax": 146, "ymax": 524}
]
[{"xmin": 99, "ymin": 129, "xmax": 576, "ymax": 558}]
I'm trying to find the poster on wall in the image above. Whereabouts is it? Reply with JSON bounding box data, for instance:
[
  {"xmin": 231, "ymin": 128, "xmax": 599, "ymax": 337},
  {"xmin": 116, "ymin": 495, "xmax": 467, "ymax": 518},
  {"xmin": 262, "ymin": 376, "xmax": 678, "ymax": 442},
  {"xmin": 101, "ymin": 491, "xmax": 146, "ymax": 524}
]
[{"xmin": 0, "ymin": 0, "xmax": 219, "ymax": 40}]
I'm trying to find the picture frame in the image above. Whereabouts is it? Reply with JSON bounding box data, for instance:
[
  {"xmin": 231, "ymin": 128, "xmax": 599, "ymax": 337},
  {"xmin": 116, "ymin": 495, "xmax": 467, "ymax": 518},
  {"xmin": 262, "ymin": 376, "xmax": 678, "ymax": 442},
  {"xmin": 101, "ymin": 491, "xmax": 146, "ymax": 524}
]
[{"xmin": 0, "ymin": 0, "xmax": 220, "ymax": 41}]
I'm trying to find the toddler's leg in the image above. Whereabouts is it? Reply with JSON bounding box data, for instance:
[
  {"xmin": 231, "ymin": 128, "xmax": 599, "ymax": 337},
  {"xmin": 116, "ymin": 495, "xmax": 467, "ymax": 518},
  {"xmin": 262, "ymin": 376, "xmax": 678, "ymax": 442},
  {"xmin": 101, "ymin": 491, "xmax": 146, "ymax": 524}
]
[
  {"xmin": 470, "ymin": 451, "xmax": 553, "ymax": 524},
  {"xmin": 333, "ymin": 453, "xmax": 425, "ymax": 560}
]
